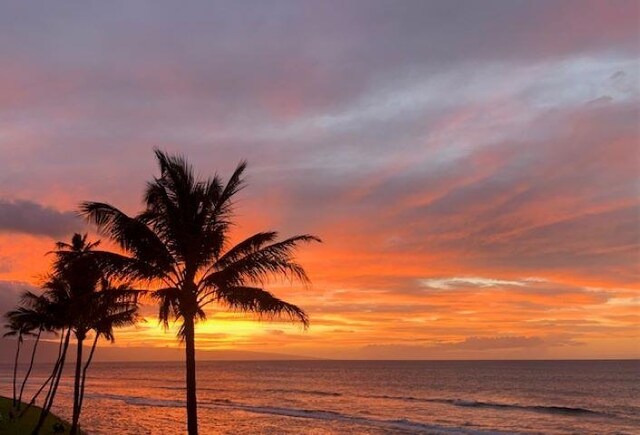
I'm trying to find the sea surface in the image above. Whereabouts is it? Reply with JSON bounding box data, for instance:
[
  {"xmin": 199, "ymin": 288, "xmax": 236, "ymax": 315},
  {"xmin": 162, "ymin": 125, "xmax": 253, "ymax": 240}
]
[{"xmin": 1, "ymin": 360, "xmax": 638, "ymax": 434}]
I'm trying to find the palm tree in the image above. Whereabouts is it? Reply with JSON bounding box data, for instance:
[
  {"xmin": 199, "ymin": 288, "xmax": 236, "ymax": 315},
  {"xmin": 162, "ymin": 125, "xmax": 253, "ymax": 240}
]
[
  {"xmin": 75, "ymin": 286, "xmax": 139, "ymax": 423},
  {"xmin": 80, "ymin": 150, "xmax": 320, "ymax": 435},
  {"xmin": 31, "ymin": 275, "xmax": 73, "ymax": 435},
  {"xmin": 31, "ymin": 235, "xmax": 95, "ymax": 434},
  {"xmin": 41, "ymin": 234, "xmax": 141, "ymax": 435},
  {"xmin": 2, "ymin": 314, "xmax": 35, "ymax": 408},
  {"xmin": 8, "ymin": 292, "xmax": 56, "ymax": 409},
  {"xmin": 69, "ymin": 280, "xmax": 140, "ymax": 435},
  {"xmin": 32, "ymin": 234, "xmax": 141, "ymax": 435}
]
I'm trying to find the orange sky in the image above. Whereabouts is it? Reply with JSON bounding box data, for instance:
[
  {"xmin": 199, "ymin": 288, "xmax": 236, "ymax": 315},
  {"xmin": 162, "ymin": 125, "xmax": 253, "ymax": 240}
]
[{"xmin": 0, "ymin": 0, "xmax": 638, "ymax": 359}]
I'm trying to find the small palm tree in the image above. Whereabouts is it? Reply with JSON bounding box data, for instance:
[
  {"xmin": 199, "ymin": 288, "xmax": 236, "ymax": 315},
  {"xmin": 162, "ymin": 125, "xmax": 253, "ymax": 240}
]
[
  {"xmin": 7, "ymin": 292, "xmax": 56, "ymax": 409},
  {"xmin": 2, "ymin": 314, "xmax": 36, "ymax": 408},
  {"xmin": 14, "ymin": 292, "xmax": 66, "ymax": 419},
  {"xmin": 81, "ymin": 150, "xmax": 320, "ymax": 435}
]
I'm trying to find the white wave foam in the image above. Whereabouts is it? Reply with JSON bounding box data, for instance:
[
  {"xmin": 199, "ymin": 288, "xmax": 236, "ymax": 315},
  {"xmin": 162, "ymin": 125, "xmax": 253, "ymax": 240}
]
[{"xmin": 87, "ymin": 391, "xmax": 505, "ymax": 434}]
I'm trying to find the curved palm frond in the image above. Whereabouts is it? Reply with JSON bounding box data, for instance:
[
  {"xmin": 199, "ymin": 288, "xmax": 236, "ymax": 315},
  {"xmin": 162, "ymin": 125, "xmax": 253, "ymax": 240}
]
[
  {"xmin": 202, "ymin": 235, "xmax": 321, "ymax": 289},
  {"xmin": 151, "ymin": 287, "xmax": 182, "ymax": 330},
  {"xmin": 211, "ymin": 160, "xmax": 247, "ymax": 218},
  {"xmin": 79, "ymin": 202, "xmax": 175, "ymax": 270},
  {"xmin": 212, "ymin": 286, "xmax": 308, "ymax": 328}
]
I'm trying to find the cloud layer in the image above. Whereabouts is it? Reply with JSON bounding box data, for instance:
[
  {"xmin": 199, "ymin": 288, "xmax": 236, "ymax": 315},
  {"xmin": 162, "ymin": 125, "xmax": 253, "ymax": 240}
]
[
  {"xmin": 0, "ymin": 199, "xmax": 78, "ymax": 237},
  {"xmin": 0, "ymin": 0, "xmax": 638, "ymax": 358}
]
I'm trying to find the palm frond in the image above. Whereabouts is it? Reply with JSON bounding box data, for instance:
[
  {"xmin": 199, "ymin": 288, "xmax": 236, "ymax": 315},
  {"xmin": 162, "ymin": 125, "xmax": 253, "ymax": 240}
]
[
  {"xmin": 203, "ymin": 234, "xmax": 321, "ymax": 288},
  {"xmin": 212, "ymin": 286, "xmax": 308, "ymax": 328},
  {"xmin": 211, "ymin": 160, "xmax": 247, "ymax": 218},
  {"xmin": 151, "ymin": 287, "xmax": 182, "ymax": 331},
  {"xmin": 79, "ymin": 202, "xmax": 175, "ymax": 270},
  {"xmin": 215, "ymin": 232, "xmax": 278, "ymax": 266}
]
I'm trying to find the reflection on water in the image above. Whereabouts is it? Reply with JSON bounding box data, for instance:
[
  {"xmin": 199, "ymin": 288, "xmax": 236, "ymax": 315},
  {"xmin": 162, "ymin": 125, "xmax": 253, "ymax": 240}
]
[{"xmin": 1, "ymin": 360, "xmax": 638, "ymax": 434}]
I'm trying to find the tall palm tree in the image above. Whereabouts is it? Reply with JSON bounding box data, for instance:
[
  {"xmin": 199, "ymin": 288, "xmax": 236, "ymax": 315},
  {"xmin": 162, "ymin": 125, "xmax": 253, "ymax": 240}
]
[
  {"xmin": 32, "ymin": 234, "xmax": 141, "ymax": 435},
  {"xmin": 42, "ymin": 234, "xmax": 141, "ymax": 435},
  {"xmin": 80, "ymin": 150, "xmax": 320, "ymax": 435},
  {"xmin": 31, "ymin": 276, "xmax": 73, "ymax": 435},
  {"xmin": 32, "ymin": 234, "xmax": 96, "ymax": 434}
]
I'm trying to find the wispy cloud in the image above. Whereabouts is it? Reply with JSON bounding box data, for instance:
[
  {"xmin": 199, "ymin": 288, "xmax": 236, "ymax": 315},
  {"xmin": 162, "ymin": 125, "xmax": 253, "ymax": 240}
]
[
  {"xmin": 419, "ymin": 277, "xmax": 546, "ymax": 290},
  {"xmin": 0, "ymin": 0, "xmax": 637, "ymax": 358}
]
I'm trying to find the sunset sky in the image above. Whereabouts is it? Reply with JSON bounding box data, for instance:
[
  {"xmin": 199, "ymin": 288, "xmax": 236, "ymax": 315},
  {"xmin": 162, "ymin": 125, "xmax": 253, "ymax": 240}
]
[{"xmin": 0, "ymin": 0, "xmax": 638, "ymax": 359}]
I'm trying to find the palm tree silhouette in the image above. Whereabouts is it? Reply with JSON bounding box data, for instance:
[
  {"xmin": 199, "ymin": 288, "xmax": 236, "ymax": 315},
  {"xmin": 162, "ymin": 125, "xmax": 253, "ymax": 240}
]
[
  {"xmin": 30, "ymin": 275, "xmax": 73, "ymax": 434},
  {"xmin": 46, "ymin": 234, "xmax": 141, "ymax": 435},
  {"xmin": 80, "ymin": 150, "xmax": 320, "ymax": 435},
  {"xmin": 71, "ymin": 280, "xmax": 140, "ymax": 435},
  {"xmin": 4, "ymin": 293, "xmax": 55, "ymax": 409},
  {"xmin": 31, "ymin": 234, "xmax": 141, "ymax": 435},
  {"xmin": 3, "ymin": 313, "xmax": 36, "ymax": 408}
]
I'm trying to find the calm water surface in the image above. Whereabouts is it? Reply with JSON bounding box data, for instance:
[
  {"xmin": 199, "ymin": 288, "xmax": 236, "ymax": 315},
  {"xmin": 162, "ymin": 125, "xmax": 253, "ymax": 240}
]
[{"xmin": 1, "ymin": 360, "xmax": 638, "ymax": 434}]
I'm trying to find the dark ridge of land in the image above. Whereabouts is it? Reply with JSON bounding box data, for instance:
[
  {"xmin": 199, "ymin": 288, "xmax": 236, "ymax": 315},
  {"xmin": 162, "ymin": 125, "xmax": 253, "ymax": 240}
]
[{"xmin": 0, "ymin": 396, "xmax": 80, "ymax": 435}]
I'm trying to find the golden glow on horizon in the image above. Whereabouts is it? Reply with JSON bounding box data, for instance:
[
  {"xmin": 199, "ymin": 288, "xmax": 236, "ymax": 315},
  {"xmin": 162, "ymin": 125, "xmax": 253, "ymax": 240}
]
[
  {"xmin": 1, "ymin": 225, "xmax": 638, "ymax": 359},
  {"xmin": 0, "ymin": 0, "xmax": 638, "ymax": 359}
]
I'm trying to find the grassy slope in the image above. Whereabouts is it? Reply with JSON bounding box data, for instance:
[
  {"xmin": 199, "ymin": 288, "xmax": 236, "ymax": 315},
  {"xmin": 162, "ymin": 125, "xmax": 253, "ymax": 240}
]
[{"xmin": 0, "ymin": 396, "xmax": 76, "ymax": 435}]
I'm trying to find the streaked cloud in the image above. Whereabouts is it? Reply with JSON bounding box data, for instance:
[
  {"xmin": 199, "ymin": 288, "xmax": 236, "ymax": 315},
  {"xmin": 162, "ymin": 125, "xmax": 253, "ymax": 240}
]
[
  {"xmin": 0, "ymin": 0, "xmax": 638, "ymax": 358},
  {"xmin": 419, "ymin": 277, "xmax": 546, "ymax": 290}
]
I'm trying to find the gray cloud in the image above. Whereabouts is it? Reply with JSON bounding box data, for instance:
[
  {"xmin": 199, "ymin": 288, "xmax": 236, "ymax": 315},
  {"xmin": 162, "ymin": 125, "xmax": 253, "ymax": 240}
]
[{"xmin": 0, "ymin": 199, "xmax": 79, "ymax": 237}]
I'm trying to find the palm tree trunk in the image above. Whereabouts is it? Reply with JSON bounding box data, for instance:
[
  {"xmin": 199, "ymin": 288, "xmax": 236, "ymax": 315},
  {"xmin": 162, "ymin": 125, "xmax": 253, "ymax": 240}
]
[
  {"xmin": 70, "ymin": 334, "xmax": 84, "ymax": 435},
  {"xmin": 21, "ymin": 330, "xmax": 65, "ymax": 418},
  {"xmin": 78, "ymin": 333, "xmax": 99, "ymax": 412},
  {"xmin": 20, "ymin": 369, "xmax": 53, "ymax": 419},
  {"xmin": 12, "ymin": 334, "xmax": 22, "ymax": 407},
  {"xmin": 33, "ymin": 328, "xmax": 71, "ymax": 435},
  {"xmin": 41, "ymin": 328, "xmax": 66, "ymax": 408},
  {"xmin": 18, "ymin": 328, "xmax": 43, "ymax": 408},
  {"xmin": 184, "ymin": 315, "xmax": 199, "ymax": 435}
]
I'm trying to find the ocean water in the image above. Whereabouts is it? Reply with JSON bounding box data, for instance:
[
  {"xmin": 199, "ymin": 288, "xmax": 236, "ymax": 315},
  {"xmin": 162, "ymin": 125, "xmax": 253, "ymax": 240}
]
[{"xmin": 0, "ymin": 360, "xmax": 638, "ymax": 434}]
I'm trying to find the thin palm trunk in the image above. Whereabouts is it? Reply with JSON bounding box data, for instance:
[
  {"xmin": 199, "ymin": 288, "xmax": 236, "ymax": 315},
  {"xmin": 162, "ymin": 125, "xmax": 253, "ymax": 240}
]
[
  {"xmin": 78, "ymin": 333, "xmax": 99, "ymax": 414},
  {"xmin": 18, "ymin": 327, "xmax": 42, "ymax": 408},
  {"xmin": 70, "ymin": 334, "xmax": 84, "ymax": 435},
  {"xmin": 20, "ymin": 370, "xmax": 53, "ymax": 419},
  {"xmin": 21, "ymin": 330, "xmax": 65, "ymax": 418},
  {"xmin": 184, "ymin": 315, "xmax": 198, "ymax": 435},
  {"xmin": 42, "ymin": 329, "xmax": 66, "ymax": 410},
  {"xmin": 12, "ymin": 334, "xmax": 22, "ymax": 407},
  {"xmin": 33, "ymin": 328, "xmax": 71, "ymax": 435}
]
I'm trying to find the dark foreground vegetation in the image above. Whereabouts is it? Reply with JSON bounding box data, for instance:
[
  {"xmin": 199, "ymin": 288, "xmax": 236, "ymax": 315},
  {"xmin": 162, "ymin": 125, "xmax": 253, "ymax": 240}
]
[{"xmin": 0, "ymin": 396, "xmax": 81, "ymax": 435}]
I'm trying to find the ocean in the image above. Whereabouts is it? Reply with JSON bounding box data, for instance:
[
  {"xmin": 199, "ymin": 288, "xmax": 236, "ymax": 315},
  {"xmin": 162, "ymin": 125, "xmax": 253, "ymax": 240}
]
[{"xmin": 1, "ymin": 360, "xmax": 638, "ymax": 434}]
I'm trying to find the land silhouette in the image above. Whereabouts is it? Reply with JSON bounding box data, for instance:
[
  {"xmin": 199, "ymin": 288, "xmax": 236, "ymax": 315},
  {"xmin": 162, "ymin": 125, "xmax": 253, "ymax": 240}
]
[{"xmin": 2, "ymin": 150, "xmax": 319, "ymax": 435}]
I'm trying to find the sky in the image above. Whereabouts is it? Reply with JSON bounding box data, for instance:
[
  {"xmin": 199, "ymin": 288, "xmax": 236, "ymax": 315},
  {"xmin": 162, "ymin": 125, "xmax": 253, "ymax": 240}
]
[{"xmin": 0, "ymin": 0, "xmax": 638, "ymax": 360}]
